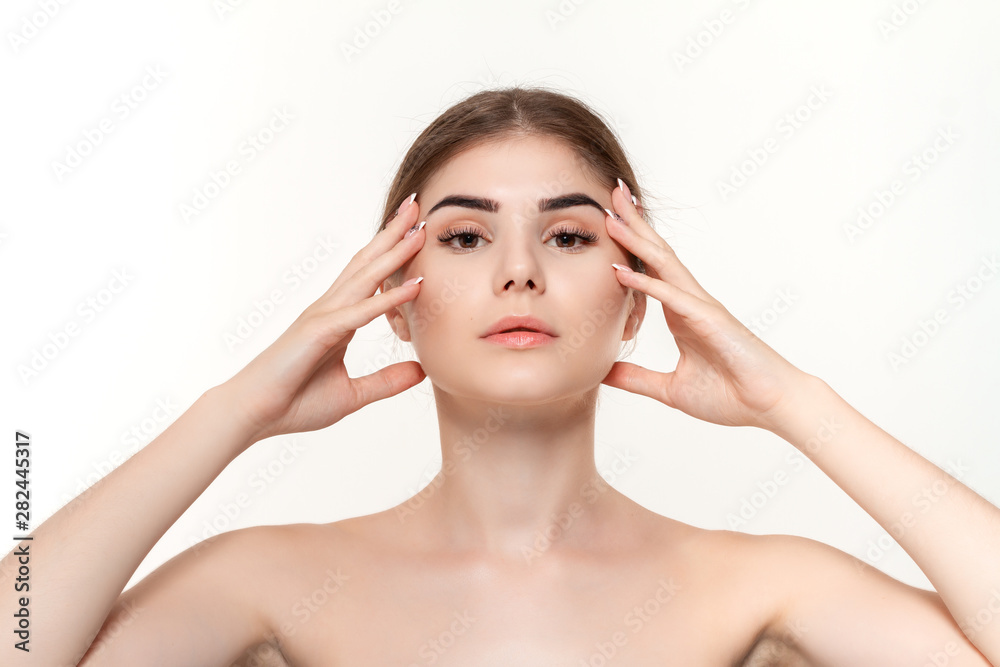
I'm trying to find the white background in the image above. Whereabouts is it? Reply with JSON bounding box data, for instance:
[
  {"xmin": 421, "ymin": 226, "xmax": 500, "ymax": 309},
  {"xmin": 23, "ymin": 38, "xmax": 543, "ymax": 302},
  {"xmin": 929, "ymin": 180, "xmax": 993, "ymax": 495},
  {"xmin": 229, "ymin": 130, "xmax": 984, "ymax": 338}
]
[{"xmin": 3, "ymin": 0, "xmax": 999, "ymax": 593}]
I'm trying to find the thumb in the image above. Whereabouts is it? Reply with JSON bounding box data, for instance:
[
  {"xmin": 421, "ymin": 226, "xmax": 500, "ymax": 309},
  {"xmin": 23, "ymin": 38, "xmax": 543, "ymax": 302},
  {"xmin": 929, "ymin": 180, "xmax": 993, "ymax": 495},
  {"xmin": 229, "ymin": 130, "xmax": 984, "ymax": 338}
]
[
  {"xmin": 351, "ymin": 361, "xmax": 426, "ymax": 409},
  {"xmin": 602, "ymin": 361, "xmax": 675, "ymax": 407}
]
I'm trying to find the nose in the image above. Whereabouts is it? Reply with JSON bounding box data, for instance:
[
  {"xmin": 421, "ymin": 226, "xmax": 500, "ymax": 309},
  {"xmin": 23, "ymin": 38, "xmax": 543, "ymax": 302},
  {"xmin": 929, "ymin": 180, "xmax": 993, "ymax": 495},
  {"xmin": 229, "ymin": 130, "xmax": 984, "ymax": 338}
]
[{"xmin": 494, "ymin": 221, "xmax": 545, "ymax": 294}]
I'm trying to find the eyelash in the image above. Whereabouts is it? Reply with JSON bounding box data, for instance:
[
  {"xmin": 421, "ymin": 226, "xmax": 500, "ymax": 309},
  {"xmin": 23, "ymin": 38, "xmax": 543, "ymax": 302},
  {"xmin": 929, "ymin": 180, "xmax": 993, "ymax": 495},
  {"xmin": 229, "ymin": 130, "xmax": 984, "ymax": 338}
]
[{"xmin": 436, "ymin": 225, "xmax": 599, "ymax": 253}]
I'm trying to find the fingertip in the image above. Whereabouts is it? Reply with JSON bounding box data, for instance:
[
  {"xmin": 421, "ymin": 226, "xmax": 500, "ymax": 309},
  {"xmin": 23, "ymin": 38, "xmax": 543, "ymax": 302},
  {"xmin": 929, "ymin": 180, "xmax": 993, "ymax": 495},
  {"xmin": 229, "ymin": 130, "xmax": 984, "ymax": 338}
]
[
  {"xmin": 616, "ymin": 178, "xmax": 632, "ymax": 202},
  {"xmin": 395, "ymin": 192, "xmax": 417, "ymax": 218},
  {"xmin": 403, "ymin": 220, "xmax": 426, "ymax": 240}
]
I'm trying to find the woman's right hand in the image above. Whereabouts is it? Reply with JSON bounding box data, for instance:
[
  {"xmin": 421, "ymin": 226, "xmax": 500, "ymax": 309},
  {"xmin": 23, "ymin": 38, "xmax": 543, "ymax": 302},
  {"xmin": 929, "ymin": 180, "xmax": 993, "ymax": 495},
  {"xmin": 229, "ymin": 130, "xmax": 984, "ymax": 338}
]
[{"xmin": 218, "ymin": 196, "xmax": 427, "ymax": 444}]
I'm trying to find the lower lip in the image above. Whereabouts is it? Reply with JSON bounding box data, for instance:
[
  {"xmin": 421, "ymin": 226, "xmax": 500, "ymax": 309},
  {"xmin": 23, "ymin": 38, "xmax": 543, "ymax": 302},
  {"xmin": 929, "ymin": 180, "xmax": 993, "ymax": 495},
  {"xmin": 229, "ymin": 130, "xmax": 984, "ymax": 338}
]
[{"xmin": 484, "ymin": 332, "xmax": 556, "ymax": 348}]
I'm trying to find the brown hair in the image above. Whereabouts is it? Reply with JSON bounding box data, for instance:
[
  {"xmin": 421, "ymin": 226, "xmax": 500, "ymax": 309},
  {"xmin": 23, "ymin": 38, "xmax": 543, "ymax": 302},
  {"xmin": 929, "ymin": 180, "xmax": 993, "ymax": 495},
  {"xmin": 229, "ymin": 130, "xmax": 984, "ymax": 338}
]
[{"xmin": 376, "ymin": 85, "xmax": 651, "ymax": 356}]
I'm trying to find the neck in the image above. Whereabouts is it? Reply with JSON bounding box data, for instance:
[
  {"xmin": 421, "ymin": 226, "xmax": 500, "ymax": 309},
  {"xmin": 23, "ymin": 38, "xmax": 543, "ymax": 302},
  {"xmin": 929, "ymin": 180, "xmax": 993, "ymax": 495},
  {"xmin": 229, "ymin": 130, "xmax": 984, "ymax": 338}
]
[{"xmin": 401, "ymin": 384, "xmax": 636, "ymax": 563}]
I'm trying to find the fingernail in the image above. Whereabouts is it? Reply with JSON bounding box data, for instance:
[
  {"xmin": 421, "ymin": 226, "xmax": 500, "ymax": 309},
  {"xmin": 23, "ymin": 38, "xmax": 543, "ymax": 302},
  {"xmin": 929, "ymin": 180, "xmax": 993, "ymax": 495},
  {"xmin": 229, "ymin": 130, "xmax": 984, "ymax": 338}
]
[
  {"xmin": 617, "ymin": 178, "xmax": 631, "ymax": 201},
  {"xmin": 604, "ymin": 208, "xmax": 628, "ymax": 226},
  {"xmin": 631, "ymin": 195, "xmax": 638, "ymax": 206},
  {"xmin": 402, "ymin": 276, "xmax": 424, "ymax": 286},
  {"xmin": 404, "ymin": 220, "xmax": 426, "ymax": 239},
  {"xmin": 396, "ymin": 192, "xmax": 417, "ymax": 217},
  {"xmin": 611, "ymin": 263, "xmax": 633, "ymax": 273}
]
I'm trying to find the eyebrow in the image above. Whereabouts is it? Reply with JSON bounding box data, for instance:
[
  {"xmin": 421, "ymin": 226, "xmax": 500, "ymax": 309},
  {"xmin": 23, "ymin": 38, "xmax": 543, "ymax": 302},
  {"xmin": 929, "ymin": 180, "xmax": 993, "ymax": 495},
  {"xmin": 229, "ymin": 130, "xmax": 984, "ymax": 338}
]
[{"xmin": 426, "ymin": 193, "xmax": 606, "ymax": 218}]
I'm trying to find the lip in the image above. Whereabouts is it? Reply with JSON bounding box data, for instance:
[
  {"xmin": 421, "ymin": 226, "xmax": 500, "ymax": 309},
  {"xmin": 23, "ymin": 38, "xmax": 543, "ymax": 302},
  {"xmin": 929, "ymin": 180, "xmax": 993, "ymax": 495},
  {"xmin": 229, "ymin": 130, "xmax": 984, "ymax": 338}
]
[
  {"xmin": 483, "ymin": 331, "xmax": 556, "ymax": 348},
  {"xmin": 482, "ymin": 315, "xmax": 558, "ymax": 338}
]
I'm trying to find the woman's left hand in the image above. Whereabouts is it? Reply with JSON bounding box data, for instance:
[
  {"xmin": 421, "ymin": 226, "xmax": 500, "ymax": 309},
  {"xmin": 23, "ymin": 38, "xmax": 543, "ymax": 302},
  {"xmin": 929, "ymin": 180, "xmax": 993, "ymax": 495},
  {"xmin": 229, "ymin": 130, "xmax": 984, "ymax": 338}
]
[{"xmin": 601, "ymin": 181, "xmax": 812, "ymax": 432}]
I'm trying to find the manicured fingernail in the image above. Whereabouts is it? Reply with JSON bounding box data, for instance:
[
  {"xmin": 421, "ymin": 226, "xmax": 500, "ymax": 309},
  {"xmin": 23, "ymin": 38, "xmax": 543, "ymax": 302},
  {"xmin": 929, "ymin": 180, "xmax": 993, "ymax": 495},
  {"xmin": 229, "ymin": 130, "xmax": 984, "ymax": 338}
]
[
  {"xmin": 405, "ymin": 220, "xmax": 426, "ymax": 238},
  {"xmin": 402, "ymin": 276, "xmax": 424, "ymax": 286},
  {"xmin": 631, "ymin": 195, "xmax": 637, "ymax": 206},
  {"xmin": 397, "ymin": 192, "xmax": 417, "ymax": 216},
  {"xmin": 611, "ymin": 263, "xmax": 633, "ymax": 272},
  {"xmin": 604, "ymin": 208, "xmax": 628, "ymax": 226},
  {"xmin": 617, "ymin": 177, "xmax": 633, "ymax": 200}
]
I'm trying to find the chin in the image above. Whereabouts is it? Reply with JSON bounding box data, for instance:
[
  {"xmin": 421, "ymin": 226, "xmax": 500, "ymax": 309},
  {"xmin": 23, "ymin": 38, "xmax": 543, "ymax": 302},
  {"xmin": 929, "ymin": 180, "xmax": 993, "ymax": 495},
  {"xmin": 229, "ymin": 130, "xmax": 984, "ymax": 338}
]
[{"xmin": 430, "ymin": 368, "xmax": 601, "ymax": 406}]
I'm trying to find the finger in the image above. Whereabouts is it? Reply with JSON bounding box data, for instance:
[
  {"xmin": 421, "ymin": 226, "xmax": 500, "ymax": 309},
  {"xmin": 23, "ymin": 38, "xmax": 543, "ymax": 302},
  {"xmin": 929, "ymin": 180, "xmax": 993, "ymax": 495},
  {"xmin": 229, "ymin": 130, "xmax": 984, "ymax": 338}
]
[
  {"xmin": 332, "ymin": 197, "xmax": 419, "ymax": 294},
  {"xmin": 605, "ymin": 209, "xmax": 721, "ymax": 307},
  {"xmin": 611, "ymin": 263, "xmax": 708, "ymax": 321},
  {"xmin": 613, "ymin": 179, "xmax": 666, "ymax": 249},
  {"xmin": 609, "ymin": 182, "xmax": 721, "ymax": 307},
  {"xmin": 349, "ymin": 360, "xmax": 426, "ymax": 412},
  {"xmin": 325, "ymin": 217, "xmax": 426, "ymax": 312},
  {"xmin": 327, "ymin": 194, "xmax": 421, "ymax": 296},
  {"xmin": 314, "ymin": 276, "xmax": 423, "ymax": 348},
  {"xmin": 602, "ymin": 361, "xmax": 679, "ymax": 408},
  {"xmin": 305, "ymin": 259, "xmax": 424, "ymax": 381}
]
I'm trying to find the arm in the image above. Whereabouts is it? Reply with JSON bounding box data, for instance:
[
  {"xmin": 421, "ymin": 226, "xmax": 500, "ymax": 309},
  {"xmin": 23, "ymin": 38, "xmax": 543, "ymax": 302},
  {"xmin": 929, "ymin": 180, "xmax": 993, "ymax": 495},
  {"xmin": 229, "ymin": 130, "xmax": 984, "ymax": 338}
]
[
  {"xmin": 0, "ymin": 387, "xmax": 258, "ymax": 665},
  {"xmin": 747, "ymin": 531, "xmax": 993, "ymax": 666},
  {"xmin": 598, "ymin": 180, "xmax": 999, "ymax": 665},
  {"xmin": 0, "ymin": 194, "xmax": 428, "ymax": 665},
  {"xmin": 76, "ymin": 524, "xmax": 287, "ymax": 667},
  {"xmin": 765, "ymin": 375, "xmax": 1000, "ymax": 663}
]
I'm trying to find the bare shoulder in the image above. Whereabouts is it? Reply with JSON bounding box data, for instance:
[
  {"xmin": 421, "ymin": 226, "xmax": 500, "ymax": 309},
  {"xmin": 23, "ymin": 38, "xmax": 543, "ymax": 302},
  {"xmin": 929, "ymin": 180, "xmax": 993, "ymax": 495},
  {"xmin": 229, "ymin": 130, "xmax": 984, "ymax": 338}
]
[
  {"xmin": 608, "ymin": 516, "xmax": 818, "ymax": 663},
  {"xmin": 179, "ymin": 524, "xmax": 335, "ymax": 667},
  {"xmin": 218, "ymin": 515, "xmax": 372, "ymax": 552},
  {"xmin": 79, "ymin": 523, "xmax": 322, "ymax": 666},
  {"xmin": 617, "ymin": 522, "xmax": 824, "ymax": 661},
  {"xmin": 219, "ymin": 519, "xmax": 367, "ymax": 575},
  {"xmin": 666, "ymin": 529, "xmax": 852, "ymax": 665},
  {"xmin": 687, "ymin": 530, "xmax": 840, "ymax": 636},
  {"xmin": 691, "ymin": 530, "xmax": 991, "ymax": 666},
  {"xmin": 221, "ymin": 520, "xmax": 362, "ymax": 666},
  {"xmin": 682, "ymin": 529, "xmax": 875, "ymax": 631}
]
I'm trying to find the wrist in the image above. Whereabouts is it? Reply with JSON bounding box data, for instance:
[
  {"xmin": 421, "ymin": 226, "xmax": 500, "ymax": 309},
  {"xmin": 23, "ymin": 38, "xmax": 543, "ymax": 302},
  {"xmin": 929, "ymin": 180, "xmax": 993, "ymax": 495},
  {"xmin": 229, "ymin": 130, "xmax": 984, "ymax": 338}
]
[
  {"xmin": 201, "ymin": 383, "xmax": 265, "ymax": 454},
  {"xmin": 761, "ymin": 373, "xmax": 837, "ymax": 442}
]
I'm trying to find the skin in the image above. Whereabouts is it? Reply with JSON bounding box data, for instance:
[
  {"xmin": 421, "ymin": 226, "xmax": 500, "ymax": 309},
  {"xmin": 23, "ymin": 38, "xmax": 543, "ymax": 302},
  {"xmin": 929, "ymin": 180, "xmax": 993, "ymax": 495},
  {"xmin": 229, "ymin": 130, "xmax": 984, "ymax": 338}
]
[
  {"xmin": 3, "ymin": 135, "xmax": 998, "ymax": 666},
  {"xmin": 380, "ymin": 136, "xmax": 648, "ymax": 561}
]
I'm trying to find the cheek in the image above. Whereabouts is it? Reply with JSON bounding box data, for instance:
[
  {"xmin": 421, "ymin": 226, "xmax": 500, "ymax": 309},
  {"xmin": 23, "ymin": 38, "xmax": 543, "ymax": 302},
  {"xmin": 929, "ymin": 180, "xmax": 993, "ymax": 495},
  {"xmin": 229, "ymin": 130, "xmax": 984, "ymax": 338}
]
[
  {"xmin": 551, "ymin": 270, "xmax": 631, "ymax": 337},
  {"xmin": 403, "ymin": 275, "xmax": 474, "ymax": 339}
]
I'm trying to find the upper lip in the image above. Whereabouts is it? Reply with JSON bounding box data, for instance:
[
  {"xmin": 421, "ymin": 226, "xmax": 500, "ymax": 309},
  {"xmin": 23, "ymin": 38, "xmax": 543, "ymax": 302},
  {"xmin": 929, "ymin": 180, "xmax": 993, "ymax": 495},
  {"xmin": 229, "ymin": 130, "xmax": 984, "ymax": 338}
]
[{"xmin": 483, "ymin": 315, "xmax": 557, "ymax": 337}]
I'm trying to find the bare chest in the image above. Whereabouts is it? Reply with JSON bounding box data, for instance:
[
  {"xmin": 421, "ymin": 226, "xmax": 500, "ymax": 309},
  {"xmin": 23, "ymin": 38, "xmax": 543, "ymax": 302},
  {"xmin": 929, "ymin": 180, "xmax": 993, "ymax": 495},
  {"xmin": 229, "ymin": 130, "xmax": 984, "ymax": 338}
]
[{"xmin": 265, "ymin": 549, "xmax": 773, "ymax": 666}]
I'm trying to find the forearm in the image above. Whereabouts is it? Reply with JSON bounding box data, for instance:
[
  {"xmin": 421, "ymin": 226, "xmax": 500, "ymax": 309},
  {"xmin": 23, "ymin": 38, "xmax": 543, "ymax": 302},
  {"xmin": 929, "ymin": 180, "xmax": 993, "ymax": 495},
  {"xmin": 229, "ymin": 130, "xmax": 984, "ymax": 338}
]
[
  {"xmin": 0, "ymin": 385, "xmax": 257, "ymax": 665},
  {"xmin": 769, "ymin": 374, "xmax": 1000, "ymax": 659}
]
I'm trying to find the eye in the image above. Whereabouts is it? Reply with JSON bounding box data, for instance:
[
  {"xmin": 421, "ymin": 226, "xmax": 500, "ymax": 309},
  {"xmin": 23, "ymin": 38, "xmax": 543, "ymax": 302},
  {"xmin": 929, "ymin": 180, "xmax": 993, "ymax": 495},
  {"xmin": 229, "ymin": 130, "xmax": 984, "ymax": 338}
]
[
  {"xmin": 437, "ymin": 225, "xmax": 487, "ymax": 252},
  {"xmin": 437, "ymin": 224, "xmax": 599, "ymax": 253},
  {"xmin": 546, "ymin": 225, "xmax": 599, "ymax": 252}
]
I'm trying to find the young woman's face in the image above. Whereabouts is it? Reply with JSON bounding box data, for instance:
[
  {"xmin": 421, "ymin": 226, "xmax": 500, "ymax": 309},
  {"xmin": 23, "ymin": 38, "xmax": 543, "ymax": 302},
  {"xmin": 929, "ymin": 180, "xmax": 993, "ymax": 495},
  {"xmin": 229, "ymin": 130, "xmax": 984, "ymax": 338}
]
[{"xmin": 389, "ymin": 135, "xmax": 645, "ymax": 405}]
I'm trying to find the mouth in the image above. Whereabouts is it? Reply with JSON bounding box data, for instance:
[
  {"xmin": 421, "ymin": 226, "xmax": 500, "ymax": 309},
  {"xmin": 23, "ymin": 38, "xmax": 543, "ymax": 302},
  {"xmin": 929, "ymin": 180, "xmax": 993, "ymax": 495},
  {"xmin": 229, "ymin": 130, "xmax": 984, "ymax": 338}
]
[
  {"xmin": 482, "ymin": 315, "xmax": 557, "ymax": 348},
  {"xmin": 483, "ymin": 330, "xmax": 556, "ymax": 348},
  {"xmin": 482, "ymin": 316, "xmax": 558, "ymax": 338}
]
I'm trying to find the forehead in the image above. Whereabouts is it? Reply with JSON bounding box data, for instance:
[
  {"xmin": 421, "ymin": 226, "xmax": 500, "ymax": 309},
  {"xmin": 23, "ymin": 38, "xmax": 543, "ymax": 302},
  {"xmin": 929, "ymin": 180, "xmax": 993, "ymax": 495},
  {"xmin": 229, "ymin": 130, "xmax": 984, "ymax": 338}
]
[{"xmin": 423, "ymin": 135, "xmax": 605, "ymax": 197}]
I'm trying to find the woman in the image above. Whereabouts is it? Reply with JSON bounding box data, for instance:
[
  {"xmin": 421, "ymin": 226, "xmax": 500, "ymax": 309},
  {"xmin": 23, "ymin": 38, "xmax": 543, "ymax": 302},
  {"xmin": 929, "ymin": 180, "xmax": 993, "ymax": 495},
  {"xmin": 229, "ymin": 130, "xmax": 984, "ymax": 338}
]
[{"xmin": 4, "ymin": 87, "xmax": 997, "ymax": 666}]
